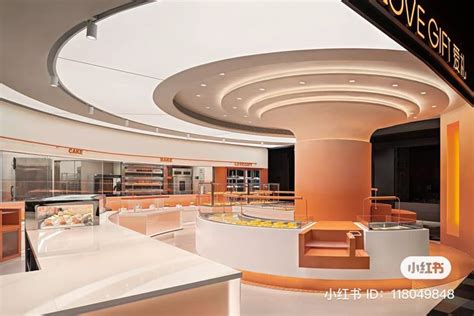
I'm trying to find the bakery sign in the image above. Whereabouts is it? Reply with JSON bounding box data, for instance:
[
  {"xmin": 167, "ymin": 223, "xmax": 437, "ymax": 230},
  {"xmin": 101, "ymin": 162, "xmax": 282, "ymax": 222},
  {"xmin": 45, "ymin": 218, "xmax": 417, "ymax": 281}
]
[
  {"xmin": 68, "ymin": 147, "xmax": 83, "ymax": 155},
  {"xmin": 343, "ymin": 0, "xmax": 473, "ymax": 105}
]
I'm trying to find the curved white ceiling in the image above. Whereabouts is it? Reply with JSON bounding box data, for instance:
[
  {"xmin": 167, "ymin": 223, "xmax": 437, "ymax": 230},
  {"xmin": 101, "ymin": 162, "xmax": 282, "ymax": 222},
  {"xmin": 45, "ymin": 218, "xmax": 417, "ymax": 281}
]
[{"xmin": 56, "ymin": 0, "xmax": 404, "ymax": 145}]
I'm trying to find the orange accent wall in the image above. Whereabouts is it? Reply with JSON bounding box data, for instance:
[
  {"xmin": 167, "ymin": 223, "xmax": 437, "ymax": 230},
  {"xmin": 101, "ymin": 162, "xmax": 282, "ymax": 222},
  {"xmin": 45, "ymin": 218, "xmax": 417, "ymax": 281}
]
[
  {"xmin": 294, "ymin": 139, "xmax": 371, "ymax": 221},
  {"xmin": 441, "ymin": 105, "xmax": 474, "ymax": 258}
]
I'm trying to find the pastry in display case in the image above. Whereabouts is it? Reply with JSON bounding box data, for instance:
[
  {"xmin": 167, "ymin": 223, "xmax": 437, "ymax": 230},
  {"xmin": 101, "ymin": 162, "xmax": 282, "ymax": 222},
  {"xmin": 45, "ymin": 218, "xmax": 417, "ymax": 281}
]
[
  {"xmin": 202, "ymin": 213, "xmax": 307, "ymax": 229},
  {"xmin": 25, "ymin": 194, "xmax": 101, "ymax": 230},
  {"xmin": 36, "ymin": 203, "xmax": 94, "ymax": 229}
]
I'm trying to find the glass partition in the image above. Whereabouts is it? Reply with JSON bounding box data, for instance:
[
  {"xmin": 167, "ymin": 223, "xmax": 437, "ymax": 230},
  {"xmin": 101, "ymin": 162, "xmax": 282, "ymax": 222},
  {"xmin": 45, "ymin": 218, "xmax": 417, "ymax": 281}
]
[{"xmin": 0, "ymin": 151, "xmax": 123, "ymax": 202}]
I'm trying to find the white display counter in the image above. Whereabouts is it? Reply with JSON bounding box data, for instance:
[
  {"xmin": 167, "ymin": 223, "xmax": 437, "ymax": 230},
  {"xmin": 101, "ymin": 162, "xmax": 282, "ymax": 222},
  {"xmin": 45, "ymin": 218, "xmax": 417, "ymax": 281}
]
[
  {"xmin": 196, "ymin": 215, "xmax": 429, "ymax": 280},
  {"xmin": 0, "ymin": 212, "xmax": 240, "ymax": 315},
  {"xmin": 115, "ymin": 207, "xmax": 182, "ymax": 236}
]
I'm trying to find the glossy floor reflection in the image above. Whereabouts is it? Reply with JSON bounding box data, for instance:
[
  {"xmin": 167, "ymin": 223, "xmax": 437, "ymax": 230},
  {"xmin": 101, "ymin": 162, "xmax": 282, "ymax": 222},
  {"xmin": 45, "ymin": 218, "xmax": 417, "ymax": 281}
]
[{"xmin": 155, "ymin": 222, "xmax": 465, "ymax": 316}]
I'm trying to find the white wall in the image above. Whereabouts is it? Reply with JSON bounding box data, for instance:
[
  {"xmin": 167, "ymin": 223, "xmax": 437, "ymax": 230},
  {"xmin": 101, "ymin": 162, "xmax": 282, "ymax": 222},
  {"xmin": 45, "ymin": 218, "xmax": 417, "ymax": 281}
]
[{"xmin": 0, "ymin": 101, "xmax": 268, "ymax": 168}]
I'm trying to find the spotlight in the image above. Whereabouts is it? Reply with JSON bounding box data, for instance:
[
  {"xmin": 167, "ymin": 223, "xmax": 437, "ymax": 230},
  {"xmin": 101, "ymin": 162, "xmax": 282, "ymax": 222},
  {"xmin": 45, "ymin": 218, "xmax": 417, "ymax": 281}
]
[
  {"xmin": 86, "ymin": 21, "xmax": 98, "ymax": 40},
  {"xmin": 155, "ymin": 128, "xmax": 160, "ymax": 133},
  {"xmin": 50, "ymin": 75, "xmax": 59, "ymax": 87},
  {"xmin": 88, "ymin": 106, "xmax": 94, "ymax": 115}
]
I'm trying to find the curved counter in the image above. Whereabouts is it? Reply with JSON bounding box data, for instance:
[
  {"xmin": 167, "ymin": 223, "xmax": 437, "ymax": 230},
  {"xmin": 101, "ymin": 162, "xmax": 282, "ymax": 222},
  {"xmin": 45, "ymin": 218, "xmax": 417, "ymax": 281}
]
[
  {"xmin": 196, "ymin": 214, "xmax": 432, "ymax": 291},
  {"xmin": 0, "ymin": 212, "xmax": 240, "ymax": 315}
]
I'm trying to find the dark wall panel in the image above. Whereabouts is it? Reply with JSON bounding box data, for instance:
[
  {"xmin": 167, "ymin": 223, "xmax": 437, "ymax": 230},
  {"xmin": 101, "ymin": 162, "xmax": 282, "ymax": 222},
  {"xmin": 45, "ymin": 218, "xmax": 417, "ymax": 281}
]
[{"xmin": 268, "ymin": 146, "xmax": 294, "ymax": 191}]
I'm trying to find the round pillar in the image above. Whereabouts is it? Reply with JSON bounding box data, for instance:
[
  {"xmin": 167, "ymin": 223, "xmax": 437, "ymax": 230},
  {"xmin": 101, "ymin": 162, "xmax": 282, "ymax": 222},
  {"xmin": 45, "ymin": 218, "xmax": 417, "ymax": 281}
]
[{"xmin": 294, "ymin": 139, "xmax": 371, "ymax": 221}]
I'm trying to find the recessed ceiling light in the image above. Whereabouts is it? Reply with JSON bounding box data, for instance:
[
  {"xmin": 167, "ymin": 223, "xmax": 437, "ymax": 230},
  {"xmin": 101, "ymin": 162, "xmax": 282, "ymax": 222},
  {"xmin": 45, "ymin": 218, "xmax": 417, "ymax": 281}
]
[
  {"xmin": 222, "ymin": 138, "xmax": 226, "ymax": 142},
  {"xmin": 195, "ymin": 94, "xmax": 201, "ymax": 97},
  {"xmin": 232, "ymin": 106, "xmax": 237, "ymax": 110},
  {"xmin": 155, "ymin": 128, "xmax": 159, "ymax": 133},
  {"xmin": 299, "ymin": 81, "xmax": 306, "ymax": 85},
  {"xmin": 219, "ymin": 72, "xmax": 225, "ymax": 76},
  {"xmin": 420, "ymin": 91, "xmax": 426, "ymax": 95},
  {"xmin": 392, "ymin": 83, "xmax": 399, "ymax": 87},
  {"xmin": 125, "ymin": 119, "xmax": 129, "ymax": 127},
  {"xmin": 205, "ymin": 106, "xmax": 211, "ymax": 109},
  {"xmin": 258, "ymin": 88, "xmax": 265, "ymax": 91},
  {"xmin": 244, "ymin": 115, "xmax": 248, "ymax": 118},
  {"xmin": 432, "ymin": 105, "xmax": 437, "ymax": 108},
  {"xmin": 248, "ymin": 121, "xmax": 252, "ymax": 124},
  {"xmin": 186, "ymin": 133, "xmax": 190, "ymax": 138},
  {"xmin": 236, "ymin": 97, "xmax": 242, "ymax": 101},
  {"xmin": 223, "ymin": 114, "xmax": 227, "ymax": 117},
  {"xmin": 260, "ymin": 142, "xmax": 264, "ymax": 145},
  {"xmin": 348, "ymin": 79, "xmax": 356, "ymax": 83},
  {"xmin": 88, "ymin": 106, "xmax": 94, "ymax": 115},
  {"xmin": 413, "ymin": 116, "xmax": 418, "ymax": 119},
  {"xmin": 200, "ymin": 83, "xmax": 207, "ymax": 87}
]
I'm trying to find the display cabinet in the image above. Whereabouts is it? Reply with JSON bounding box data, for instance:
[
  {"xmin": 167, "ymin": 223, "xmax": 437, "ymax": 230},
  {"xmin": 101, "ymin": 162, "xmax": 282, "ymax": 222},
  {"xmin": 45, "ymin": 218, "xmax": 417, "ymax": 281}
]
[
  {"xmin": 200, "ymin": 212, "xmax": 307, "ymax": 229},
  {"xmin": 25, "ymin": 194, "xmax": 102, "ymax": 230},
  {"xmin": 122, "ymin": 163, "xmax": 165, "ymax": 195}
]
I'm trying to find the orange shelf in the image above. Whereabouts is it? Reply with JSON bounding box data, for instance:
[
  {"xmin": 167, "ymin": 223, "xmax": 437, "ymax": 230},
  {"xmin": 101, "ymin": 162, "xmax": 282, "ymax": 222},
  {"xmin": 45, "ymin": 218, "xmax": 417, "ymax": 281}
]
[
  {"xmin": 1, "ymin": 225, "xmax": 20, "ymax": 232},
  {"xmin": 0, "ymin": 206, "xmax": 22, "ymax": 262}
]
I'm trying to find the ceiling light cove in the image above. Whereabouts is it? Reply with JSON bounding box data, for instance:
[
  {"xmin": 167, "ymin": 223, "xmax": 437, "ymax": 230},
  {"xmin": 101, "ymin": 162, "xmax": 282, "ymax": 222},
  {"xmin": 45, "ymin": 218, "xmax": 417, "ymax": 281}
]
[{"xmin": 155, "ymin": 49, "xmax": 462, "ymax": 138}]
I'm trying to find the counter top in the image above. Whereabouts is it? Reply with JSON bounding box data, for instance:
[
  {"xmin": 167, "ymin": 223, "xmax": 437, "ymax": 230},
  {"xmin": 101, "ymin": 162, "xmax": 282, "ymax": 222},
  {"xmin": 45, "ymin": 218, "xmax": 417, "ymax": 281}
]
[
  {"xmin": 118, "ymin": 206, "xmax": 196, "ymax": 217},
  {"xmin": 0, "ymin": 212, "xmax": 240, "ymax": 315}
]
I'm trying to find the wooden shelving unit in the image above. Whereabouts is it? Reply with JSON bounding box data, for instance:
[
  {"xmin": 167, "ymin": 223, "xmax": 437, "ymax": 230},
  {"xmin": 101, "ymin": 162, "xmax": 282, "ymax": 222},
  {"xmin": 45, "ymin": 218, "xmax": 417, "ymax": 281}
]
[{"xmin": 0, "ymin": 206, "xmax": 22, "ymax": 262}]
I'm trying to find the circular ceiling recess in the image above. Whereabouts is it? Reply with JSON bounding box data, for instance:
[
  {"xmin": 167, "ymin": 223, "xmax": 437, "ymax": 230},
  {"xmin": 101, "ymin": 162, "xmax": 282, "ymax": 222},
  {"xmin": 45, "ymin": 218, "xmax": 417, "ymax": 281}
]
[{"xmin": 154, "ymin": 49, "xmax": 463, "ymax": 140}]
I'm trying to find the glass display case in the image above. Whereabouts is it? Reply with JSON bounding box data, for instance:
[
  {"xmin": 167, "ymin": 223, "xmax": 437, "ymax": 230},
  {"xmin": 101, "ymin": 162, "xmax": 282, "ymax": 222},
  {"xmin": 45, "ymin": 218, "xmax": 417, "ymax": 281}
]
[
  {"xmin": 200, "ymin": 212, "xmax": 307, "ymax": 229},
  {"xmin": 25, "ymin": 194, "xmax": 102, "ymax": 230},
  {"xmin": 197, "ymin": 182, "xmax": 282, "ymax": 207},
  {"xmin": 35, "ymin": 203, "xmax": 95, "ymax": 229}
]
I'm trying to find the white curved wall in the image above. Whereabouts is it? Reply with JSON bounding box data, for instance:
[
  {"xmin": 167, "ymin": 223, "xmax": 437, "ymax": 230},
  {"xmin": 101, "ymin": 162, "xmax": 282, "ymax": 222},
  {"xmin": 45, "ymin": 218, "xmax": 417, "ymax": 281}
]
[{"xmin": 0, "ymin": 101, "xmax": 268, "ymax": 167}]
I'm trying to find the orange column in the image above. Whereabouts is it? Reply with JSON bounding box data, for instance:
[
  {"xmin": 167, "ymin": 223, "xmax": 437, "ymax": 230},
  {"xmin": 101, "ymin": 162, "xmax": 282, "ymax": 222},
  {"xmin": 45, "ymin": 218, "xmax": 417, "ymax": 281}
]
[{"xmin": 294, "ymin": 139, "xmax": 371, "ymax": 221}]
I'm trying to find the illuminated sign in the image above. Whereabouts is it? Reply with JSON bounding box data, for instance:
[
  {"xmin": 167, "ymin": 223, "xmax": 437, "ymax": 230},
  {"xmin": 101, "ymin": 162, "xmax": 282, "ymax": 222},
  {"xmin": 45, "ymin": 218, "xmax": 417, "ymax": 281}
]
[
  {"xmin": 343, "ymin": 0, "xmax": 473, "ymax": 105},
  {"xmin": 68, "ymin": 147, "xmax": 83, "ymax": 155}
]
